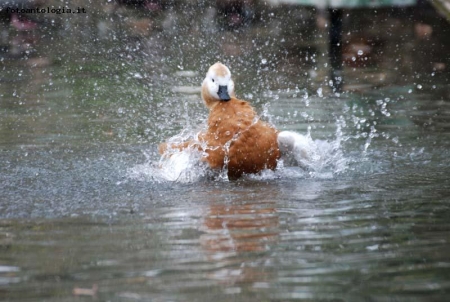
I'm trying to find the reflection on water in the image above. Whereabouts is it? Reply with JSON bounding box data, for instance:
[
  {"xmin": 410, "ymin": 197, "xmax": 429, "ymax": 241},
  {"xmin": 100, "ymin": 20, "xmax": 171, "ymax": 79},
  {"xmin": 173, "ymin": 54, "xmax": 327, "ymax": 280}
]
[
  {"xmin": 1, "ymin": 1, "xmax": 450, "ymax": 301},
  {"xmin": 201, "ymin": 201, "xmax": 278, "ymax": 254}
]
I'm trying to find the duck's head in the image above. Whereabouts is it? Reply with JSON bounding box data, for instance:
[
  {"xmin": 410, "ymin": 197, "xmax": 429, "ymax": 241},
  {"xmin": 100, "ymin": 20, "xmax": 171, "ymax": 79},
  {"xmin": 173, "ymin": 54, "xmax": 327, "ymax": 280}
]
[{"xmin": 201, "ymin": 62, "xmax": 235, "ymax": 109}]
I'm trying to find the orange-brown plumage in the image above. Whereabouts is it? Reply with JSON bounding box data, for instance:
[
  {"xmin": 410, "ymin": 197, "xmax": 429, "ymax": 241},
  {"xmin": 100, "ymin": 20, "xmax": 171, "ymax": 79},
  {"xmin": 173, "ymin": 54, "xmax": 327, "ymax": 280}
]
[{"xmin": 159, "ymin": 62, "xmax": 280, "ymax": 179}]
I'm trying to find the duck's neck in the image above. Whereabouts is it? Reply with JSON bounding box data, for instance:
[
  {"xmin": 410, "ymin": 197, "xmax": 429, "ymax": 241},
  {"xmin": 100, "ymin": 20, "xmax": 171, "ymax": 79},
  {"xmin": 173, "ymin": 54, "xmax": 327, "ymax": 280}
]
[{"xmin": 208, "ymin": 97, "xmax": 241, "ymax": 110}]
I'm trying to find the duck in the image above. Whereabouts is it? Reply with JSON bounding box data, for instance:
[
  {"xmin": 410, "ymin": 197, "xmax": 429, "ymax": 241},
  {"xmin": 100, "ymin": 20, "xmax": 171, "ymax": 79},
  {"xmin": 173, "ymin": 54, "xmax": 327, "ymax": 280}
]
[{"xmin": 159, "ymin": 62, "xmax": 280, "ymax": 179}]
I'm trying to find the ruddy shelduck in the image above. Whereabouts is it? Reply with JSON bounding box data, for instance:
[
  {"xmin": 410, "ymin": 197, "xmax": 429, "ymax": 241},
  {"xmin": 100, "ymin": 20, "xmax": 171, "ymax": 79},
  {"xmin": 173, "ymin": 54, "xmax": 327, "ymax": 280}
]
[{"xmin": 159, "ymin": 62, "xmax": 280, "ymax": 179}]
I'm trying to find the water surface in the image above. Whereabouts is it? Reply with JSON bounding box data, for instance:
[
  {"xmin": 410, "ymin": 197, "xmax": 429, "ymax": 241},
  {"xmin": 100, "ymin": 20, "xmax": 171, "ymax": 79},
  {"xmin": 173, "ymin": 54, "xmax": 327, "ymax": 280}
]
[{"xmin": 0, "ymin": 3, "xmax": 449, "ymax": 301}]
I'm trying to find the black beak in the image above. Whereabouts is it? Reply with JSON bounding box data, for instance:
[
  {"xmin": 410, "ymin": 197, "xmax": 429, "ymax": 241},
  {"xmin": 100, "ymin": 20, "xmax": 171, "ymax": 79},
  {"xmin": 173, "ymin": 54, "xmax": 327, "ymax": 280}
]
[{"xmin": 217, "ymin": 85, "xmax": 231, "ymax": 101}]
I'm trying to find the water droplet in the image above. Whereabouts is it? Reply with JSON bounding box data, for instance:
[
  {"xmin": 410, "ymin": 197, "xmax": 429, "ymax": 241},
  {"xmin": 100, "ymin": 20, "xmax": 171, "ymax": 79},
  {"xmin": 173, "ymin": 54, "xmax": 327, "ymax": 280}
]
[
  {"xmin": 417, "ymin": 84, "xmax": 422, "ymax": 89},
  {"xmin": 317, "ymin": 88, "xmax": 323, "ymax": 98},
  {"xmin": 351, "ymin": 57, "xmax": 356, "ymax": 62},
  {"xmin": 357, "ymin": 50, "xmax": 363, "ymax": 56},
  {"xmin": 261, "ymin": 58, "xmax": 267, "ymax": 64}
]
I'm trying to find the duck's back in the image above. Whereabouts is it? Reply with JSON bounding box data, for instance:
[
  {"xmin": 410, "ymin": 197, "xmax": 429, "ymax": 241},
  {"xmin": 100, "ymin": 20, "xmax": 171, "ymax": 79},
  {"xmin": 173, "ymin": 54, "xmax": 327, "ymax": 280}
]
[{"xmin": 204, "ymin": 98, "xmax": 280, "ymax": 178}]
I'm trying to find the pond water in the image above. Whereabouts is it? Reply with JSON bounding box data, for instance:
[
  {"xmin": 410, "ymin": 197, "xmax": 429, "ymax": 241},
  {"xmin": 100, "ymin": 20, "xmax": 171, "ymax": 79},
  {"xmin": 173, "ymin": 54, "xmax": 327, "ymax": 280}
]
[{"xmin": 1, "ymin": 2, "xmax": 449, "ymax": 301}]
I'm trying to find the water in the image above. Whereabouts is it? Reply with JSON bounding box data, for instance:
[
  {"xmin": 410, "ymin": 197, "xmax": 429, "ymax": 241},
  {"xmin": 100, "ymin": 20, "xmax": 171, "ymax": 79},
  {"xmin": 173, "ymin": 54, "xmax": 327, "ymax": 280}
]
[{"xmin": 1, "ymin": 2, "xmax": 450, "ymax": 301}]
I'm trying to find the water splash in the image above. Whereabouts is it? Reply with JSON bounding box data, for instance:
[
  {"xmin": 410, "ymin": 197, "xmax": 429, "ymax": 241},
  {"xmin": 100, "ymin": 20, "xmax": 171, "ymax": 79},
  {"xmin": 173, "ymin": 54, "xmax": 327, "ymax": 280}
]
[
  {"xmin": 277, "ymin": 127, "xmax": 347, "ymax": 179},
  {"xmin": 127, "ymin": 147, "xmax": 211, "ymax": 183},
  {"xmin": 128, "ymin": 122, "xmax": 347, "ymax": 183},
  {"xmin": 128, "ymin": 120, "xmax": 211, "ymax": 183}
]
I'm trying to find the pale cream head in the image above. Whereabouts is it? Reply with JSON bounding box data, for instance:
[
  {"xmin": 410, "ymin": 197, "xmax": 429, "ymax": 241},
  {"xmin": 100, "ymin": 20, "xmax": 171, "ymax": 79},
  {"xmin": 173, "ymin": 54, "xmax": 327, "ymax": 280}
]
[{"xmin": 201, "ymin": 62, "xmax": 235, "ymax": 109}]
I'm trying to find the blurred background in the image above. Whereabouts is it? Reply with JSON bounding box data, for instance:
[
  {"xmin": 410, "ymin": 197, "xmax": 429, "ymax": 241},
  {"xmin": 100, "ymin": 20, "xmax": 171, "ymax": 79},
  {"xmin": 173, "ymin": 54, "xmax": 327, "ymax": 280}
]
[
  {"xmin": 1, "ymin": 1, "xmax": 450, "ymax": 302},
  {"xmin": 0, "ymin": 0, "xmax": 448, "ymax": 143}
]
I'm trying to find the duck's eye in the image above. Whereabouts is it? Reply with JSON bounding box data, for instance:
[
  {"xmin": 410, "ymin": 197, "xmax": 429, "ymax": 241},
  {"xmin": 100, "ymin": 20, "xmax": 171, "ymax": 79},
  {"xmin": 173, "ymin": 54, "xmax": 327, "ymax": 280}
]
[{"xmin": 212, "ymin": 79, "xmax": 215, "ymax": 83}]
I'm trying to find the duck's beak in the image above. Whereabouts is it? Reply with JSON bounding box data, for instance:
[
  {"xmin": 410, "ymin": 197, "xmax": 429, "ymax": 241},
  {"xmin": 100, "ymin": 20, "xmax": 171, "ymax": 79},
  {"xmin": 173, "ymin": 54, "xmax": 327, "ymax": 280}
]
[{"xmin": 218, "ymin": 85, "xmax": 231, "ymax": 101}]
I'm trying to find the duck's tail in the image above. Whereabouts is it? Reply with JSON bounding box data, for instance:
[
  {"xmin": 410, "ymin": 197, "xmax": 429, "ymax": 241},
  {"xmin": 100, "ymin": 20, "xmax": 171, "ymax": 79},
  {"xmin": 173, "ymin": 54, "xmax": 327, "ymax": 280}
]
[{"xmin": 277, "ymin": 131, "xmax": 314, "ymax": 168}]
